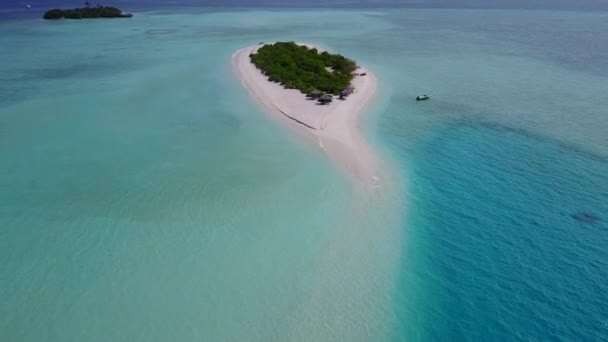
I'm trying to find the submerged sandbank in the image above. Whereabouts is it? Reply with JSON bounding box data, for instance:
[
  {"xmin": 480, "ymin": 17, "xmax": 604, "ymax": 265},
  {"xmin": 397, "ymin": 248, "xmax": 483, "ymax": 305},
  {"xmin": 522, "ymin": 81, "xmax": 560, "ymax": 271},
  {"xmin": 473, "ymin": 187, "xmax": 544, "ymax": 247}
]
[{"xmin": 232, "ymin": 43, "xmax": 403, "ymax": 340}]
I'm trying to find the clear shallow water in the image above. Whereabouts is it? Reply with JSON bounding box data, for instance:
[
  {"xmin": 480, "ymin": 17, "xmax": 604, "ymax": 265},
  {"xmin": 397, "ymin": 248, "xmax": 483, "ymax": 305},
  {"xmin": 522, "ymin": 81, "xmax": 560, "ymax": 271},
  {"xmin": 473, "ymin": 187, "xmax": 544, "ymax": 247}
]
[
  {"xmin": 1, "ymin": 6, "xmax": 608, "ymax": 342},
  {"xmin": 0, "ymin": 10, "xmax": 402, "ymax": 341}
]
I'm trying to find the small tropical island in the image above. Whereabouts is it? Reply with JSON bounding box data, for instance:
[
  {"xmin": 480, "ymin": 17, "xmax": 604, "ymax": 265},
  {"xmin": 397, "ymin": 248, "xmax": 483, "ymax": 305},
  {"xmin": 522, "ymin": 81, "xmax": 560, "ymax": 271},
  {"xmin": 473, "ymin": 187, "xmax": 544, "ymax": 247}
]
[
  {"xmin": 250, "ymin": 42, "xmax": 359, "ymax": 104},
  {"xmin": 43, "ymin": 3, "xmax": 132, "ymax": 20},
  {"xmin": 234, "ymin": 42, "xmax": 380, "ymax": 184}
]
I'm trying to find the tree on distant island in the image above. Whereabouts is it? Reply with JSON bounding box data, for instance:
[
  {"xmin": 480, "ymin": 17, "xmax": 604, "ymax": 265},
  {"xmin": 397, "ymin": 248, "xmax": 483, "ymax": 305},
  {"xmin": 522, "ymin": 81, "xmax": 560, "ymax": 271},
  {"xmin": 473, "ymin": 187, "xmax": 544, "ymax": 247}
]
[
  {"xmin": 43, "ymin": 5, "xmax": 132, "ymax": 19},
  {"xmin": 250, "ymin": 42, "xmax": 357, "ymax": 95}
]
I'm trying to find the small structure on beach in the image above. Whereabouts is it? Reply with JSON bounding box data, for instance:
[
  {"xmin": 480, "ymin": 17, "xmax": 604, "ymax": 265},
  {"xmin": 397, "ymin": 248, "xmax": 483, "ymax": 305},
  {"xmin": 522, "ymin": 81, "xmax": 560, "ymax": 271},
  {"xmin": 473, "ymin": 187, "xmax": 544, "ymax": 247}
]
[
  {"xmin": 339, "ymin": 86, "xmax": 355, "ymax": 100},
  {"xmin": 306, "ymin": 89, "xmax": 323, "ymax": 99},
  {"xmin": 318, "ymin": 94, "xmax": 333, "ymax": 105}
]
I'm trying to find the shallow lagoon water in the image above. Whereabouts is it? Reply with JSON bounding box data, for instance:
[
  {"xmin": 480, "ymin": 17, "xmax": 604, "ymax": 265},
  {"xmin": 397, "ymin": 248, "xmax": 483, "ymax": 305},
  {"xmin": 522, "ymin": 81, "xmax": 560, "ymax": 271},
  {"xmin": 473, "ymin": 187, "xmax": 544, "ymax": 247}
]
[{"xmin": 1, "ymin": 7, "xmax": 607, "ymax": 341}]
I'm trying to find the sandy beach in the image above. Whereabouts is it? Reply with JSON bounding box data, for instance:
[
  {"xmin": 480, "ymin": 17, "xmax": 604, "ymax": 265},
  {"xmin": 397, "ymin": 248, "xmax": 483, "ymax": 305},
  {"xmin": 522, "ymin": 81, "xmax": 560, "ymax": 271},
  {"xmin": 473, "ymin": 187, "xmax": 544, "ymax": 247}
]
[{"xmin": 232, "ymin": 44, "xmax": 382, "ymax": 188}]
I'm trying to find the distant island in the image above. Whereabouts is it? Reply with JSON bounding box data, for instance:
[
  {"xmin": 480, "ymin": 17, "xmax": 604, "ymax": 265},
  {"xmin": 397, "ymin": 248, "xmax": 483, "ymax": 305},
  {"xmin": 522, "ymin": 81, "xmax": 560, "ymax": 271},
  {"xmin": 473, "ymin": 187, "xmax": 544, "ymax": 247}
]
[
  {"xmin": 43, "ymin": 4, "xmax": 132, "ymax": 20},
  {"xmin": 250, "ymin": 42, "xmax": 357, "ymax": 98}
]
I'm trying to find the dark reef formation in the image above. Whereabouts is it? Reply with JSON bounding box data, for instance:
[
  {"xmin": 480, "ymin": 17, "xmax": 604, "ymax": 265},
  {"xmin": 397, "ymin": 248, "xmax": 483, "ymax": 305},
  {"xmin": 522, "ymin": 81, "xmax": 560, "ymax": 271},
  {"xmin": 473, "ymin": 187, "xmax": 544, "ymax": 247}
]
[{"xmin": 571, "ymin": 211, "xmax": 600, "ymax": 224}]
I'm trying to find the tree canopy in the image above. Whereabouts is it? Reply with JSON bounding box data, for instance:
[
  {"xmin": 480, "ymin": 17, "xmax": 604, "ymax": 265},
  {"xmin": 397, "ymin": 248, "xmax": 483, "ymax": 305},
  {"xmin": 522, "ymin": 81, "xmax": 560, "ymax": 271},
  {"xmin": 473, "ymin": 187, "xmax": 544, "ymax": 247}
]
[
  {"xmin": 250, "ymin": 42, "xmax": 357, "ymax": 95},
  {"xmin": 43, "ymin": 6, "xmax": 132, "ymax": 19}
]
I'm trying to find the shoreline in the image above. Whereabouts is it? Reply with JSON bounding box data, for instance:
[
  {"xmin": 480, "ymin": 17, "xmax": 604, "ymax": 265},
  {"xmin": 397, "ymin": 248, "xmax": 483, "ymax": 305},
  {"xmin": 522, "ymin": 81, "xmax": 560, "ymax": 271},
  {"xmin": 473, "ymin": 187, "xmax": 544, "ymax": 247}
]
[{"xmin": 232, "ymin": 43, "xmax": 384, "ymax": 190}]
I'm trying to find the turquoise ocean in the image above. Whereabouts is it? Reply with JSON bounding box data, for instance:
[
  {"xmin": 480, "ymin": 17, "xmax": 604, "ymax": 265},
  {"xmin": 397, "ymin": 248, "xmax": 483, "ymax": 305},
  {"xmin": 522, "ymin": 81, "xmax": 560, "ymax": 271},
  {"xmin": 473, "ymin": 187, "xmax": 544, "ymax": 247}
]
[{"xmin": 1, "ymin": 4, "xmax": 607, "ymax": 341}]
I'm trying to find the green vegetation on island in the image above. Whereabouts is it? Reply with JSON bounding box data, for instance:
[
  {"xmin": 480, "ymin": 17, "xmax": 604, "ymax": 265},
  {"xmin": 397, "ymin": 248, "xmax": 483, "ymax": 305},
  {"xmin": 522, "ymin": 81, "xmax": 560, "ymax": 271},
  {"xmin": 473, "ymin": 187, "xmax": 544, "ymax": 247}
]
[
  {"xmin": 43, "ymin": 4, "xmax": 132, "ymax": 20},
  {"xmin": 250, "ymin": 42, "xmax": 357, "ymax": 96}
]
